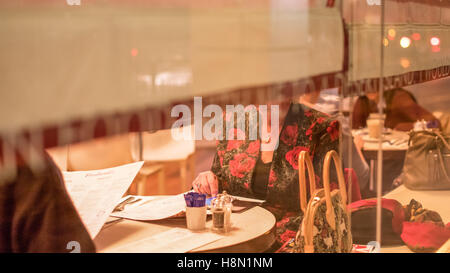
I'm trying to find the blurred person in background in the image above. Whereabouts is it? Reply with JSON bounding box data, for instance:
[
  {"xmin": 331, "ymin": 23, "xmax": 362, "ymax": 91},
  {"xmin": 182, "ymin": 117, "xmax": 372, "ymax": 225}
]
[
  {"xmin": 352, "ymin": 88, "xmax": 441, "ymax": 193},
  {"xmin": 352, "ymin": 88, "xmax": 440, "ymax": 131}
]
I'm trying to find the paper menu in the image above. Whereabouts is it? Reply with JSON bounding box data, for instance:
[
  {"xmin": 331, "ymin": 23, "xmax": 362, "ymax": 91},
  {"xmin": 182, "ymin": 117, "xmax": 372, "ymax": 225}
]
[
  {"xmin": 110, "ymin": 193, "xmax": 187, "ymax": 220},
  {"xmin": 112, "ymin": 228, "xmax": 224, "ymax": 253},
  {"xmin": 110, "ymin": 194, "xmax": 261, "ymax": 221},
  {"xmin": 62, "ymin": 161, "xmax": 144, "ymax": 239}
]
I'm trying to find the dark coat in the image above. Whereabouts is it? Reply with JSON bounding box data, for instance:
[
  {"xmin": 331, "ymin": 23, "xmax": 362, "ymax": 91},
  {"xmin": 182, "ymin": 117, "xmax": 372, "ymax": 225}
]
[{"xmin": 0, "ymin": 154, "xmax": 95, "ymax": 253}]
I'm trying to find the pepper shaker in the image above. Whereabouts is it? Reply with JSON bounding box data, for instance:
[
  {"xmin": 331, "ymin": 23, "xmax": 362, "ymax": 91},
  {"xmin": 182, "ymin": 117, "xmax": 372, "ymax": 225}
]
[{"xmin": 211, "ymin": 191, "xmax": 233, "ymax": 233}]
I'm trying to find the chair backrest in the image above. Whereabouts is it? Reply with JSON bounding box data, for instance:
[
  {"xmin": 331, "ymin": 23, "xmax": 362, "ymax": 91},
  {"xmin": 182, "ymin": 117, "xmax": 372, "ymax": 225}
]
[
  {"xmin": 46, "ymin": 145, "xmax": 69, "ymax": 171},
  {"xmin": 67, "ymin": 134, "xmax": 134, "ymax": 171},
  {"xmin": 131, "ymin": 125, "xmax": 195, "ymax": 162}
]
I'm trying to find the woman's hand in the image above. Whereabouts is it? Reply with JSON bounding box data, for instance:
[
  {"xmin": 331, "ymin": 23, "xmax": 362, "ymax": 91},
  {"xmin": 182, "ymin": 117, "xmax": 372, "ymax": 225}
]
[{"xmin": 192, "ymin": 171, "xmax": 219, "ymax": 197}]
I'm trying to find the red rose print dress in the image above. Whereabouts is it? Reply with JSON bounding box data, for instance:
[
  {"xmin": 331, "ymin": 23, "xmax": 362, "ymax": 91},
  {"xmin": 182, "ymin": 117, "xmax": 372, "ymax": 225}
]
[{"xmin": 211, "ymin": 103, "xmax": 341, "ymax": 252}]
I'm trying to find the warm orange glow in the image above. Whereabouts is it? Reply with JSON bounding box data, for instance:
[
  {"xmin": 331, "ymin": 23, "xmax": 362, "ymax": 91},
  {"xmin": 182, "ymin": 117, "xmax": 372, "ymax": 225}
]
[
  {"xmin": 383, "ymin": 38, "xmax": 389, "ymax": 47},
  {"xmin": 432, "ymin": 45, "xmax": 441, "ymax": 53},
  {"xmin": 411, "ymin": 33, "xmax": 421, "ymax": 41},
  {"xmin": 400, "ymin": 37, "xmax": 411, "ymax": 48},
  {"xmin": 131, "ymin": 48, "xmax": 139, "ymax": 57},
  {"xmin": 400, "ymin": 58, "xmax": 410, "ymax": 68},
  {"xmin": 388, "ymin": 29, "xmax": 396, "ymax": 40}
]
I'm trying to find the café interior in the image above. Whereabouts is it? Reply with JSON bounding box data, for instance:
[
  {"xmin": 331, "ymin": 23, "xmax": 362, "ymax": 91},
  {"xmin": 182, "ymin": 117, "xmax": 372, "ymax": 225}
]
[{"xmin": 0, "ymin": 0, "xmax": 449, "ymax": 253}]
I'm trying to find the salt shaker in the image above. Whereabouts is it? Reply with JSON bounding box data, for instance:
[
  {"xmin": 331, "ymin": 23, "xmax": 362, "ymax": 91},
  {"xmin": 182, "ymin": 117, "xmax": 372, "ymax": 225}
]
[{"xmin": 211, "ymin": 191, "xmax": 233, "ymax": 233}]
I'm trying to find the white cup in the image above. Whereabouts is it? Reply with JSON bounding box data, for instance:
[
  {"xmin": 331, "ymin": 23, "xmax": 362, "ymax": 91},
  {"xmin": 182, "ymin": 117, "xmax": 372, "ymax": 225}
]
[
  {"xmin": 185, "ymin": 206, "xmax": 207, "ymax": 231},
  {"xmin": 368, "ymin": 113, "xmax": 386, "ymax": 120},
  {"xmin": 367, "ymin": 118, "xmax": 384, "ymax": 139}
]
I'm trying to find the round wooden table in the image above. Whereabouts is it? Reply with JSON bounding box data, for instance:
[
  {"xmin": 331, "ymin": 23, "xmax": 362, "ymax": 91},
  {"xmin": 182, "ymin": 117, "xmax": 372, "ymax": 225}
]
[{"xmin": 94, "ymin": 206, "xmax": 277, "ymax": 253}]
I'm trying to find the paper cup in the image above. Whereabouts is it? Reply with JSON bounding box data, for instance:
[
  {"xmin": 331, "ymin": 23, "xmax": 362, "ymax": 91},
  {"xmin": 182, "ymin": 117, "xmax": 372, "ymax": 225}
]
[
  {"xmin": 367, "ymin": 118, "xmax": 384, "ymax": 139},
  {"xmin": 185, "ymin": 206, "xmax": 207, "ymax": 231}
]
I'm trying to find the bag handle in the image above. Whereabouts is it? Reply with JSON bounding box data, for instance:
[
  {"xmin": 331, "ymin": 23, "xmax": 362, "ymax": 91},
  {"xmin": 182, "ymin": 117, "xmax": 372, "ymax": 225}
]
[
  {"xmin": 298, "ymin": 151, "xmax": 316, "ymax": 214},
  {"xmin": 323, "ymin": 150, "xmax": 348, "ymax": 230},
  {"xmin": 430, "ymin": 131, "xmax": 450, "ymax": 182},
  {"xmin": 437, "ymin": 146, "xmax": 450, "ymax": 183},
  {"xmin": 435, "ymin": 131, "xmax": 450, "ymax": 150},
  {"xmin": 409, "ymin": 130, "xmax": 450, "ymax": 149}
]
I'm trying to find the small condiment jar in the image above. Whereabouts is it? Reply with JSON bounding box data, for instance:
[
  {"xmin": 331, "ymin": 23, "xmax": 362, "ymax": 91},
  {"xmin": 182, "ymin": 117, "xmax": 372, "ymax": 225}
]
[{"xmin": 211, "ymin": 191, "xmax": 233, "ymax": 233}]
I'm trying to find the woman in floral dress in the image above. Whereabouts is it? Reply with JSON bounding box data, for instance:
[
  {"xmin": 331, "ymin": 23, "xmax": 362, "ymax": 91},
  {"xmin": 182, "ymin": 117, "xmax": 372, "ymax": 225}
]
[{"xmin": 192, "ymin": 93, "xmax": 366, "ymax": 252}]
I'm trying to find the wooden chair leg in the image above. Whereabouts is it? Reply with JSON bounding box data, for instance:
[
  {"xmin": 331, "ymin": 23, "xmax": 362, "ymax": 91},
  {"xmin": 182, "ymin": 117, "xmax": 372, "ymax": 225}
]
[
  {"xmin": 136, "ymin": 174, "xmax": 146, "ymax": 195},
  {"xmin": 180, "ymin": 160, "xmax": 187, "ymax": 193},
  {"xmin": 370, "ymin": 159, "xmax": 375, "ymax": 191},
  {"xmin": 157, "ymin": 167, "xmax": 165, "ymax": 195},
  {"xmin": 125, "ymin": 181, "xmax": 136, "ymax": 196}
]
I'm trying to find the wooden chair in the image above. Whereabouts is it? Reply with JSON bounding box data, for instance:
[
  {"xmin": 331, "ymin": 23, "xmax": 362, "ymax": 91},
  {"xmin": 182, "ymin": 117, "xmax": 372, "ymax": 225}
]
[{"xmin": 130, "ymin": 125, "xmax": 195, "ymax": 193}]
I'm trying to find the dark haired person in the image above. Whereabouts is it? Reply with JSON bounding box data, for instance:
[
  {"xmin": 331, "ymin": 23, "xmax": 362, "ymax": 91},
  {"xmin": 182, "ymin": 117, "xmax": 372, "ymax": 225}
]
[{"xmin": 352, "ymin": 88, "xmax": 440, "ymax": 131}]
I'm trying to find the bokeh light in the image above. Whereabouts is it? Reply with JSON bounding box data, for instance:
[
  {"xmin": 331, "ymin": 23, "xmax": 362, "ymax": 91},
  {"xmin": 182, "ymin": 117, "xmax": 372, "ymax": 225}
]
[
  {"xmin": 400, "ymin": 58, "xmax": 410, "ymax": 68},
  {"xmin": 388, "ymin": 29, "xmax": 396, "ymax": 40},
  {"xmin": 430, "ymin": 37, "xmax": 440, "ymax": 46},
  {"xmin": 411, "ymin": 33, "xmax": 421, "ymax": 41},
  {"xmin": 400, "ymin": 37, "xmax": 411, "ymax": 48},
  {"xmin": 131, "ymin": 48, "xmax": 139, "ymax": 57},
  {"xmin": 432, "ymin": 45, "xmax": 440, "ymax": 53}
]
